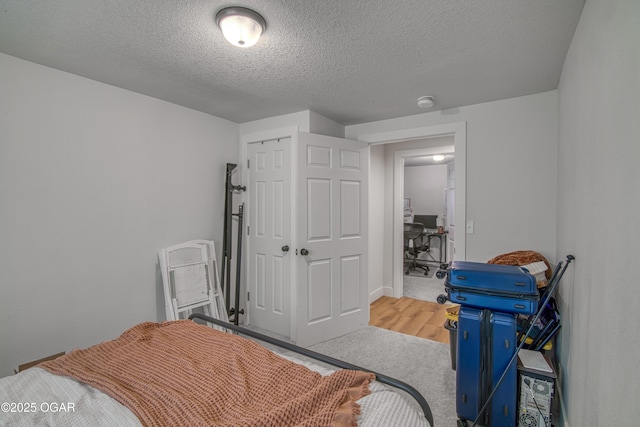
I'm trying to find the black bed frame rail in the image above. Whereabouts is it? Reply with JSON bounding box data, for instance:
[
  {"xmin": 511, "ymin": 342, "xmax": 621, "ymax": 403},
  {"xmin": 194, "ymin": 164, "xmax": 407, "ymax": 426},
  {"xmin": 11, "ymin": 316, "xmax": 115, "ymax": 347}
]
[{"xmin": 189, "ymin": 313, "xmax": 434, "ymax": 426}]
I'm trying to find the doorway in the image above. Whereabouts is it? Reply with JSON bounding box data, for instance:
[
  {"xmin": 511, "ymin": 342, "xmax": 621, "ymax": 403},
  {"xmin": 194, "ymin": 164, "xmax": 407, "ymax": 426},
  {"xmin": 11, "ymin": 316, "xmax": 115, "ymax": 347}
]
[
  {"xmin": 359, "ymin": 121, "xmax": 466, "ymax": 303},
  {"xmin": 392, "ymin": 143, "xmax": 454, "ymax": 303},
  {"xmin": 402, "ymin": 153, "xmax": 453, "ymax": 302}
]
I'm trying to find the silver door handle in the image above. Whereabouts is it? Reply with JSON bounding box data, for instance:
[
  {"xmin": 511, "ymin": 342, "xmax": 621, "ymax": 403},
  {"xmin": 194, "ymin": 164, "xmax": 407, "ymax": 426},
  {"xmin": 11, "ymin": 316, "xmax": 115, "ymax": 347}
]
[
  {"xmin": 300, "ymin": 248, "xmax": 309, "ymax": 256},
  {"xmin": 282, "ymin": 245, "xmax": 289, "ymax": 253}
]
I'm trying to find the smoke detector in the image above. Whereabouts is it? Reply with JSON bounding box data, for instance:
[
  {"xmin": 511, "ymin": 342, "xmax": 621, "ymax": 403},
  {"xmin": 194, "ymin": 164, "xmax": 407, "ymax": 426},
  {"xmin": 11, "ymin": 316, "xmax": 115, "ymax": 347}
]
[{"xmin": 417, "ymin": 96, "xmax": 435, "ymax": 109}]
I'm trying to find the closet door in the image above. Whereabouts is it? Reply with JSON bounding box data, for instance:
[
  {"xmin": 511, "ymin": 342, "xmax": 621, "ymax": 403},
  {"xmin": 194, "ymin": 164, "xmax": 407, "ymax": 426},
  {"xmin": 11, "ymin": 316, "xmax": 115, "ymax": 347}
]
[
  {"xmin": 295, "ymin": 132, "xmax": 369, "ymax": 347},
  {"xmin": 247, "ymin": 138, "xmax": 292, "ymax": 338}
]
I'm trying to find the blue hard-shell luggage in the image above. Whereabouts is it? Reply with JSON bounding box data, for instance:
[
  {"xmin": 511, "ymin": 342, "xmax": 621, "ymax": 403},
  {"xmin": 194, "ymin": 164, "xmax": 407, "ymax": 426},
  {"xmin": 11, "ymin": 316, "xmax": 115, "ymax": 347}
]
[
  {"xmin": 456, "ymin": 307, "xmax": 484, "ymax": 423},
  {"xmin": 488, "ymin": 311, "xmax": 518, "ymax": 426},
  {"xmin": 456, "ymin": 306, "xmax": 518, "ymax": 427},
  {"xmin": 445, "ymin": 261, "xmax": 539, "ymax": 315}
]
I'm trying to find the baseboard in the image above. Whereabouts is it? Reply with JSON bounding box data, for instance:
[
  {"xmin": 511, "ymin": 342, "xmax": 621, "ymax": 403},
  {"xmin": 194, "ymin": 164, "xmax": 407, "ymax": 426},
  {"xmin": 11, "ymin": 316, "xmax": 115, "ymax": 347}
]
[
  {"xmin": 556, "ymin": 380, "xmax": 569, "ymax": 427},
  {"xmin": 369, "ymin": 284, "xmax": 396, "ymax": 303},
  {"xmin": 369, "ymin": 287, "xmax": 384, "ymax": 303},
  {"xmin": 382, "ymin": 285, "xmax": 394, "ymax": 297}
]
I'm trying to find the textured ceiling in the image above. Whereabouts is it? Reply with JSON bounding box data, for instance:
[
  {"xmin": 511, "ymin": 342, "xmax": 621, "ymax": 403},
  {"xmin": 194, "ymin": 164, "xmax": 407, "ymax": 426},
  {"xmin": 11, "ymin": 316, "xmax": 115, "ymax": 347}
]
[{"xmin": 0, "ymin": 0, "xmax": 584, "ymax": 125}]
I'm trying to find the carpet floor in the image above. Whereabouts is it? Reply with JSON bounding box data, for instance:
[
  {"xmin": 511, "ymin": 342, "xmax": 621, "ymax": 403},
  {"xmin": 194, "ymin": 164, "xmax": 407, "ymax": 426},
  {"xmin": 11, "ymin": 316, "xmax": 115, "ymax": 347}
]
[
  {"xmin": 307, "ymin": 326, "xmax": 457, "ymax": 427},
  {"xmin": 246, "ymin": 265, "xmax": 458, "ymax": 425}
]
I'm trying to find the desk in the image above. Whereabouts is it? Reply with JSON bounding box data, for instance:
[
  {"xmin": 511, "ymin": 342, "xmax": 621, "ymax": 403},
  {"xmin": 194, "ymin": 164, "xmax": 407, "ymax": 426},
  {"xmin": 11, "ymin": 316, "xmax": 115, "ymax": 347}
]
[{"xmin": 424, "ymin": 230, "xmax": 447, "ymax": 265}]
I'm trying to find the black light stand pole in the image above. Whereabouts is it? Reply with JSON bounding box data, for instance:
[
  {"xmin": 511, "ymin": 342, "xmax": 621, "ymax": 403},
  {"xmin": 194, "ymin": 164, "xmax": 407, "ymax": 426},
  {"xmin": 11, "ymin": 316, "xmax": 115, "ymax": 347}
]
[
  {"xmin": 230, "ymin": 203, "xmax": 245, "ymax": 325},
  {"xmin": 222, "ymin": 163, "xmax": 246, "ymax": 322},
  {"xmin": 222, "ymin": 163, "xmax": 236, "ymax": 314}
]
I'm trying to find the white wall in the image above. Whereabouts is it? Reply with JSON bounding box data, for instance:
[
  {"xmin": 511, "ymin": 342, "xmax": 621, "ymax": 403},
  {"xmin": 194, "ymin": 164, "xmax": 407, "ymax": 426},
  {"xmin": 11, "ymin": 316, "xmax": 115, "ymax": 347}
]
[
  {"xmin": 368, "ymin": 144, "xmax": 386, "ymax": 301},
  {"xmin": 346, "ymin": 91, "xmax": 559, "ymax": 264},
  {"xmin": 0, "ymin": 53, "xmax": 238, "ymax": 377},
  {"xmin": 556, "ymin": 0, "xmax": 640, "ymax": 425},
  {"xmin": 404, "ymin": 164, "xmax": 448, "ymax": 218},
  {"xmin": 239, "ymin": 111, "xmax": 309, "ymax": 136},
  {"xmin": 309, "ymin": 111, "xmax": 345, "ymax": 138},
  {"xmin": 238, "ymin": 110, "xmax": 344, "ymax": 139}
]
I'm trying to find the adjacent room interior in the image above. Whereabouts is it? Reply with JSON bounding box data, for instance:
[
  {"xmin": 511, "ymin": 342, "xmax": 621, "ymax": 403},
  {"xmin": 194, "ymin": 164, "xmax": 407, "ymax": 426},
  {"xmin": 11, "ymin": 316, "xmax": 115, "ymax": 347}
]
[{"xmin": 401, "ymin": 147, "xmax": 453, "ymax": 302}]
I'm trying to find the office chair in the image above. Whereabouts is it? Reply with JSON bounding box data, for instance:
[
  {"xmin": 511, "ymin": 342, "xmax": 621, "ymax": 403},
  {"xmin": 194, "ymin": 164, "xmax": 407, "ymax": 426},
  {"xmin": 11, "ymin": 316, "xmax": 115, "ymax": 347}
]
[{"xmin": 404, "ymin": 222, "xmax": 430, "ymax": 275}]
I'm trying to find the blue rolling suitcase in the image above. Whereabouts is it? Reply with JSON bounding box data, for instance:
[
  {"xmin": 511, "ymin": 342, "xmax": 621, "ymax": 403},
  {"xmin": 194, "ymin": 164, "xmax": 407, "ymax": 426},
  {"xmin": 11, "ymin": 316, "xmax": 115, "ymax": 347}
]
[
  {"xmin": 445, "ymin": 261, "xmax": 539, "ymax": 315},
  {"xmin": 456, "ymin": 307, "xmax": 518, "ymax": 427}
]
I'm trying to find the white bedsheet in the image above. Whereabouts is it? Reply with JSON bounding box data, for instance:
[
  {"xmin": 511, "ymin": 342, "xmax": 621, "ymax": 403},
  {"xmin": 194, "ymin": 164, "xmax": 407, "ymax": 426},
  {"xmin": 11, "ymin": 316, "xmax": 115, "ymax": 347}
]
[
  {"xmin": 0, "ymin": 357, "xmax": 430, "ymax": 427},
  {"xmin": 279, "ymin": 354, "xmax": 430, "ymax": 427},
  {"xmin": 0, "ymin": 368, "xmax": 140, "ymax": 427}
]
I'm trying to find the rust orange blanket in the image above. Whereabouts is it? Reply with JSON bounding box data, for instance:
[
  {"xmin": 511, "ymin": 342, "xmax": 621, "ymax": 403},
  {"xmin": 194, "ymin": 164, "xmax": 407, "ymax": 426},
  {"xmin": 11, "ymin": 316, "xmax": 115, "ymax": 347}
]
[{"xmin": 40, "ymin": 320, "xmax": 374, "ymax": 427}]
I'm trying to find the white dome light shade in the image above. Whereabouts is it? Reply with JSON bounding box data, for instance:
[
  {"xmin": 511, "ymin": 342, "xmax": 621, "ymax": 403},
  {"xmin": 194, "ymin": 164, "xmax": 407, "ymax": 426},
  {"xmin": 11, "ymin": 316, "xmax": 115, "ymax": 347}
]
[
  {"xmin": 216, "ymin": 7, "xmax": 266, "ymax": 48},
  {"xmin": 433, "ymin": 154, "xmax": 445, "ymax": 161}
]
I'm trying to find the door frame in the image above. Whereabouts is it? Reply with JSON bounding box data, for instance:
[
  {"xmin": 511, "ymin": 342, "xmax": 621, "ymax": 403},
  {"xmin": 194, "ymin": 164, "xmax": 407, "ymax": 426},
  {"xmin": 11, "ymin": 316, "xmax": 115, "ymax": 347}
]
[
  {"xmin": 241, "ymin": 126, "xmax": 299, "ymax": 340},
  {"xmin": 356, "ymin": 121, "xmax": 467, "ymax": 298}
]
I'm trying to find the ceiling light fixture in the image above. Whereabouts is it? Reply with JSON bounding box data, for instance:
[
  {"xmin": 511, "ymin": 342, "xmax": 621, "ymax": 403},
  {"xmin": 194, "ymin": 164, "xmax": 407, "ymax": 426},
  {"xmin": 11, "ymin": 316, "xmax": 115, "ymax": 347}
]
[
  {"xmin": 216, "ymin": 7, "xmax": 266, "ymax": 48},
  {"xmin": 417, "ymin": 96, "xmax": 435, "ymax": 109},
  {"xmin": 433, "ymin": 154, "xmax": 445, "ymax": 162}
]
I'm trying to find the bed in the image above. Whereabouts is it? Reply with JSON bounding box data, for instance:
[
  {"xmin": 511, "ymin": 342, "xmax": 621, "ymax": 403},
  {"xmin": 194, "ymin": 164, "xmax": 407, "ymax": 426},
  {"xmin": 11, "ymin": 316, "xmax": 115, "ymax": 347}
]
[{"xmin": 0, "ymin": 314, "xmax": 433, "ymax": 427}]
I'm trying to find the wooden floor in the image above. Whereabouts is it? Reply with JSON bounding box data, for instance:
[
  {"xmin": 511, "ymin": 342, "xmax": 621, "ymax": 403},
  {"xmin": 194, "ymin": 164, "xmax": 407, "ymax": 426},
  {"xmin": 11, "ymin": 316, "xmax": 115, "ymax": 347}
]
[{"xmin": 370, "ymin": 296, "xmax": 451, "ymax": 344}]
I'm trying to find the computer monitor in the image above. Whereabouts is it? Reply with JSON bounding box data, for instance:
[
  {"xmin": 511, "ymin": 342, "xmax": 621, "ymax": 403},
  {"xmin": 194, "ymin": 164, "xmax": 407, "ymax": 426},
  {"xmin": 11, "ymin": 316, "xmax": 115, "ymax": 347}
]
[{"xmin": 413, "ymin": 214, "xmax": 438, "ymax": 230}]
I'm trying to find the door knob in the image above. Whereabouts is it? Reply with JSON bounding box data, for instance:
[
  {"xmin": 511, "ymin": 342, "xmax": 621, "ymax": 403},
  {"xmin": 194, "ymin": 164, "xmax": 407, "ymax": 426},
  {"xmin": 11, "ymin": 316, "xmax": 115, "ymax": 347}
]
[
  {"xmin": 300, "ymin": 248, "xmax": 309, "ymax": 256},
  {"xmin": 282, "ymin": 245, "xmax": 289, "ymax": 252}
]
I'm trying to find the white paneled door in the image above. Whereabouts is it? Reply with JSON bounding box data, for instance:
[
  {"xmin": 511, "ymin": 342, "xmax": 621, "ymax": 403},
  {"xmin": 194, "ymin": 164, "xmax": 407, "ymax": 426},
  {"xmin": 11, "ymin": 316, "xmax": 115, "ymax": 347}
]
[
  {"xmin": 247, "ymin": 138, "xmax": 292, "ymax": 338},
  {"xmin": 246, "ymin": 132, "xmax": 369, "ymax": 346},
  {"xmin": 296, "ymin": 132, "xmax": 369, "ymax": 347}
]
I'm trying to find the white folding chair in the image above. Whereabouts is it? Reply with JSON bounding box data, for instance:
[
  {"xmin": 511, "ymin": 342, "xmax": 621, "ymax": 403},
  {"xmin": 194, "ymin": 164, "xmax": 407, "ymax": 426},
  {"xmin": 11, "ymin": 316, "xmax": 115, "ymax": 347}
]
[{"xmin": 158, "ymin": 240, "xmax": 228, "ymax": 327}]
